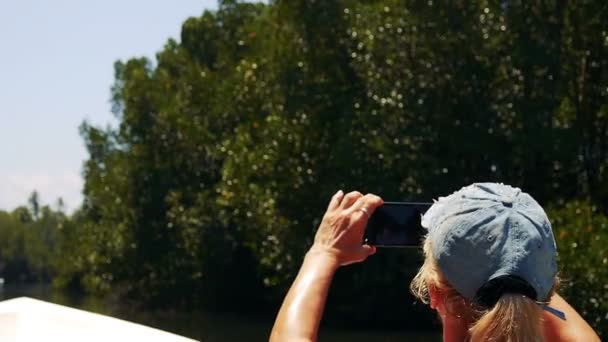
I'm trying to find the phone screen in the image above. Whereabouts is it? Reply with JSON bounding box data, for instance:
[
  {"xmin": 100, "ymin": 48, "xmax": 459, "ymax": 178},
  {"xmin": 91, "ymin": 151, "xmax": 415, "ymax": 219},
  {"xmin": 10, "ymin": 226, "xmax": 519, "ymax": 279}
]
[{"xmin": 363, "ymin": 202, "xmax": 432, "ymax": 248}]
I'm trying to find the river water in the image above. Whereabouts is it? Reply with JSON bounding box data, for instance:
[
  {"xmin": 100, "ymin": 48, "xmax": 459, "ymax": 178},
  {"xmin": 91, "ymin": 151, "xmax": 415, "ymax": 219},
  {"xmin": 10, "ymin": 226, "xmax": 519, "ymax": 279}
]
[{"xmin": 0, "ymin": 284, "xmax": 441, "ymax": 341}]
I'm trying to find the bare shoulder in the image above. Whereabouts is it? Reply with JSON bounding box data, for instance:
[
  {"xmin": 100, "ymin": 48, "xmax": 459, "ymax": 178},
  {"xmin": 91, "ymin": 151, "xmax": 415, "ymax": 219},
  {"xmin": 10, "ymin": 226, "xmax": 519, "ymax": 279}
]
[{"xmin": 542, "ymin": 294, "xmax": 600, "ymax": 342}]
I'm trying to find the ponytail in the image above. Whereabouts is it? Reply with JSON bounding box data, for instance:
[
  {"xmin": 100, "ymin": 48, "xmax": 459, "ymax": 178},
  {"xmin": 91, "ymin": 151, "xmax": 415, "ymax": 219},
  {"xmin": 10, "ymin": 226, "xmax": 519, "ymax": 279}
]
[
  {"xmin": 469, "ymin": 294, "xmax": 544, "ymax": 342},
  {"xmin": 411, "ymin": 239, "xmax": 555, "ymax": 342}
]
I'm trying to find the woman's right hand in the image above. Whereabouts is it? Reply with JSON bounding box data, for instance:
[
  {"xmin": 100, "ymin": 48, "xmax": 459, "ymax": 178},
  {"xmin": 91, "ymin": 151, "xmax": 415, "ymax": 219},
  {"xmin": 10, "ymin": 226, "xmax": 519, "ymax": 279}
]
[
  {"xmin": 308, "ymin": 190, "xmax": 384, "ymax": 266},
  {"xmin": 270, "ymin": 190, "xmax": 384, "ymax": 342}
]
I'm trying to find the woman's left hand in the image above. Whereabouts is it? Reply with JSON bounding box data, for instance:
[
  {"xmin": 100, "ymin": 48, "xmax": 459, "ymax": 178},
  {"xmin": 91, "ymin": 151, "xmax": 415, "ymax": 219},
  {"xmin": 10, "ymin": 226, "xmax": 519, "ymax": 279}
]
[{"xmin": 309, "ymin": 190, "xmax": 384, "ymax": 266}]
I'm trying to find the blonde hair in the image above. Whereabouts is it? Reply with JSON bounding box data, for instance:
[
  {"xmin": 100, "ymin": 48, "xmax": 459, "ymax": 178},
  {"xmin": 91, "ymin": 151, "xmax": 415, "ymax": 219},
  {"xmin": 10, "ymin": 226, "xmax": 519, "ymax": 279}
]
[{"xmin": 411, "ymin": 238, "xmax": 555, "ymax": 342}]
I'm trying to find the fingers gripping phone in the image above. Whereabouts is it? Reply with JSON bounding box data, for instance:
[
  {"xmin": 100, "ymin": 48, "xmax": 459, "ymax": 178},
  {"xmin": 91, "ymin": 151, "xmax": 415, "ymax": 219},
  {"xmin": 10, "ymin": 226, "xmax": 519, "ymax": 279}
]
[{"xmin": 363, "ymin": 202, "xmax": 432, "ymax": 248}]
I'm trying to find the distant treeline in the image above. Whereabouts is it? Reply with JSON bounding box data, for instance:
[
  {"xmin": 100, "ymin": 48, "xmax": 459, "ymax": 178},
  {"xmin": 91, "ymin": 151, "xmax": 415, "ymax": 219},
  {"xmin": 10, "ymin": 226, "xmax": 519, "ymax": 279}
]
[
  {"xmin": 2, "ymin": 0, "xmax": 608, "ymax": 336},
  {"xmin": 0, "ymin": 193, "xmax": 65, "ymax": 283}
]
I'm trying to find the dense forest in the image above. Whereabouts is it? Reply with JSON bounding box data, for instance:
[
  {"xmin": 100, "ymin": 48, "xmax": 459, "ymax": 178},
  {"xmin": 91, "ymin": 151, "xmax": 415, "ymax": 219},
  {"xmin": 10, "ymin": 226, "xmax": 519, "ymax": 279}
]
[{"xmin": 1, "ymin": 0, "xmax": 607, "ymax": 336}]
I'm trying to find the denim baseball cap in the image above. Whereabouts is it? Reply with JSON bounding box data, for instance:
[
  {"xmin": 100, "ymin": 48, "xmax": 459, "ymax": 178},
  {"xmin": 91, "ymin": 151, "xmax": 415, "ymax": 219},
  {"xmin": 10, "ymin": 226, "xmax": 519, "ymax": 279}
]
[{"xmin": 421, "ymin": 183, "xmax": 558, "ymax": 303}]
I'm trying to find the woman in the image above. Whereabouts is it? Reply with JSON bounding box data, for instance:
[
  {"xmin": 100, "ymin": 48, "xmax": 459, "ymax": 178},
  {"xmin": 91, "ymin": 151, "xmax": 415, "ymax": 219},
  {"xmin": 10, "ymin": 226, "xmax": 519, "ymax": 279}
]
[{"xmin": 270, "ymin": 183, "xmax": 600, "ymax": 341}]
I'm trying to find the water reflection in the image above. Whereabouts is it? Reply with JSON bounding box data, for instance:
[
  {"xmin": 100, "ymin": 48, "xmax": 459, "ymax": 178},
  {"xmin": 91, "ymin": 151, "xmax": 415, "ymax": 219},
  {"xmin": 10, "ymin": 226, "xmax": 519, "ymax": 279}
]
[{"xmin": 0, "ymin": 284, "xmax": 440, "ymax": 342}]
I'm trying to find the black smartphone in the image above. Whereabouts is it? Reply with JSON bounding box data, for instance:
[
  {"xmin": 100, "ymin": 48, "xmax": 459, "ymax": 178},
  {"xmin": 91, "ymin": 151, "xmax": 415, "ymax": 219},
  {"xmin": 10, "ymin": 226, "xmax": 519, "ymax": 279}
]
[{"xmin": 363, "ymin": 202, "xmax": 432, "ymax": 248}]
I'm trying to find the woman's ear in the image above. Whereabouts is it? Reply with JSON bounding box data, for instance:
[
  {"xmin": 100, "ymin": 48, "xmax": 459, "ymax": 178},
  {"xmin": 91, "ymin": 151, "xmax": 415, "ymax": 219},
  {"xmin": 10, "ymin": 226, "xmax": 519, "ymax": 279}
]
[{"xmin": 429, "ymin": 285, "xmax": 443, "ymax": 312}]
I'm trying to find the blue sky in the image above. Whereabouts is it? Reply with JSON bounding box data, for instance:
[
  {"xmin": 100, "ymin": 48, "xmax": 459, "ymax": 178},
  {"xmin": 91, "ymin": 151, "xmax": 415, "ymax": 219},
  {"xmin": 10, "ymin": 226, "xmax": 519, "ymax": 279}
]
[{"xmin": 0, "ymin": 0, "xmax": 244, "ymax": 212}]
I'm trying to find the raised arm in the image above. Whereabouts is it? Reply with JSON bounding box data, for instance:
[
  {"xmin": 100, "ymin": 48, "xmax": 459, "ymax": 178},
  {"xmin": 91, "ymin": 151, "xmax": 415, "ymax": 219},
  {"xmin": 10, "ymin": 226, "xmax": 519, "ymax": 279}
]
[
  {"xmin": 542, "ymin": 293, "xmax": 600, "ymax": 342},
  {"xmin": 269, "ymin": 190, "xmax": 383, "ymax": 342}
]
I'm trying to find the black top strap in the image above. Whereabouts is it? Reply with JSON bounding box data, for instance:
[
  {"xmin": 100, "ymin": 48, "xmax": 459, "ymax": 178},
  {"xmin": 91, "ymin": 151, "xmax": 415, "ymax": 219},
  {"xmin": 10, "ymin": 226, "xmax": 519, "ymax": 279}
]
[{"xmin": 474, "ymin": 275, "xmax": 537, "ymax": 308}]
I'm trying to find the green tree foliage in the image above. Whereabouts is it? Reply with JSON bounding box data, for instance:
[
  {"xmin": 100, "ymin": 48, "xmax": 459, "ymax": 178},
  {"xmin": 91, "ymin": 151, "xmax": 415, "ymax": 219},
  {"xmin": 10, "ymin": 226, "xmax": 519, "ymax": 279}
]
[
  {"xmin": 28, "ymin": 0, "xmax": 607, "ymax": 335},
  {"xmin": 548, "ymin": 201, "xmax": 608, "ymax": 331},
  {"xmin": 0, "ymin": 194, "xmax": 67, "ymax": 283}
]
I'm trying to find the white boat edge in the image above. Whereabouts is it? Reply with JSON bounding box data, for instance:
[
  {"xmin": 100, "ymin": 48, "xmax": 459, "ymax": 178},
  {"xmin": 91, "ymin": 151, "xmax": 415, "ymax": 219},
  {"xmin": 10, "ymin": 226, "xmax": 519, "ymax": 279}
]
[{"xmin": 0, "ymin": 296, "xmax": 199, "ymax": 341}]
